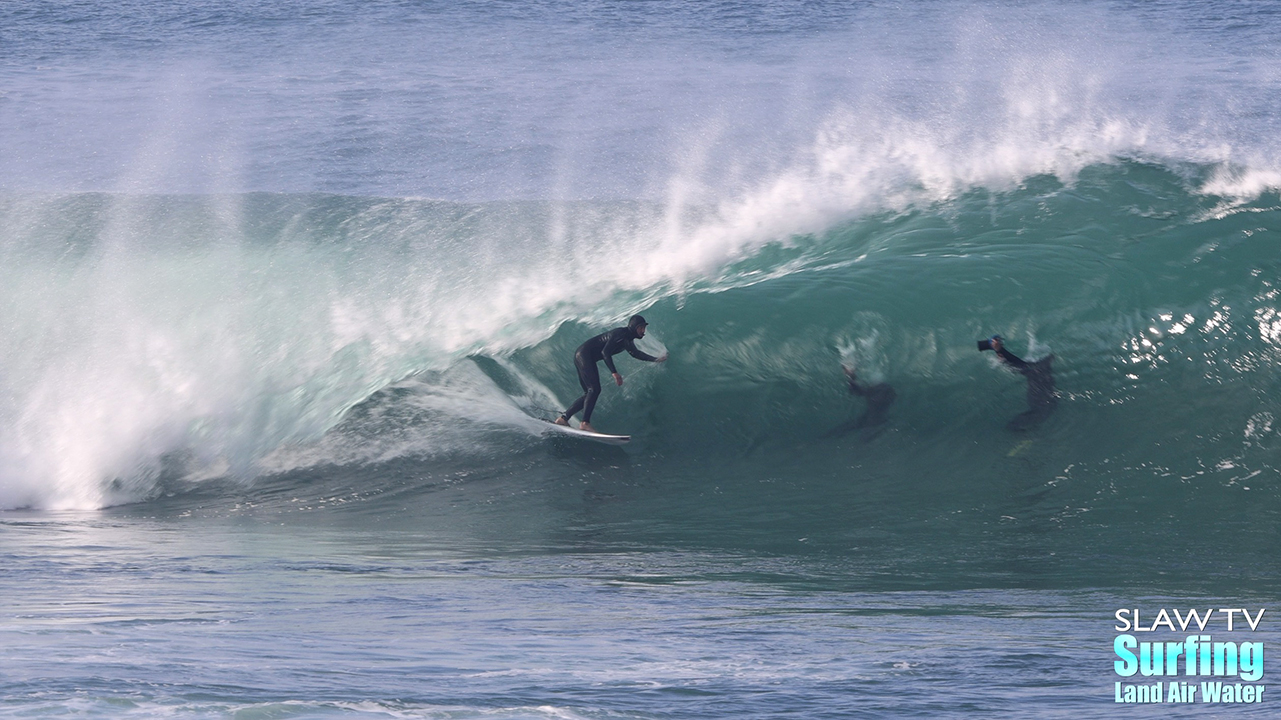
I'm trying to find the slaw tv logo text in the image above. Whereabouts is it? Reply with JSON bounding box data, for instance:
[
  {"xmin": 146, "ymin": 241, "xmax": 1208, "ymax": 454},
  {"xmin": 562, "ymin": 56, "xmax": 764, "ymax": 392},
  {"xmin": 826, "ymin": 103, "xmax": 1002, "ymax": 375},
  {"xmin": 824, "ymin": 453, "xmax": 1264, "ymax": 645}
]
[{"xmin": 1114, "ymin": 608, "xmax": 1265, "ymax": 704}]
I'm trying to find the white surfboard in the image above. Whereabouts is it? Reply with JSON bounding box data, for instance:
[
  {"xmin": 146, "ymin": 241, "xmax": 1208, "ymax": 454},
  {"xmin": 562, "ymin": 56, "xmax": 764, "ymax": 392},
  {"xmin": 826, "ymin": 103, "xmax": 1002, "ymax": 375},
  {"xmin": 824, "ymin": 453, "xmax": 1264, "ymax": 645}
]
[{"xmin": 541, "ymin": 419, "xmax": 630, "ymax": 445}]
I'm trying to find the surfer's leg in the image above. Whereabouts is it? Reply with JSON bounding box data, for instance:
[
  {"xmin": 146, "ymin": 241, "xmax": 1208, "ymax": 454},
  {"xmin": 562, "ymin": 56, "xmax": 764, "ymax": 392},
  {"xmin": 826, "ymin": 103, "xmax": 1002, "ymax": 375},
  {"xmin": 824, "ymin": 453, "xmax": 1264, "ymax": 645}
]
[
  {"xmin": 561, "ymin": 393, "xmax": 585, "ymax": 422},
  {"xmin": 1006, "ymin": 410, "xmax": 1036, "ymax": 432},
  {"xmin": 1007, "ymin": 404, "xmax": 1053, "ymax": 432},
  {"xmin": 561, "ymin": 348, "xmax": 594, "ymax": 417},
  {"xmin": 579, "ymin": 360, "xmax": 602, "ymax": 424}
]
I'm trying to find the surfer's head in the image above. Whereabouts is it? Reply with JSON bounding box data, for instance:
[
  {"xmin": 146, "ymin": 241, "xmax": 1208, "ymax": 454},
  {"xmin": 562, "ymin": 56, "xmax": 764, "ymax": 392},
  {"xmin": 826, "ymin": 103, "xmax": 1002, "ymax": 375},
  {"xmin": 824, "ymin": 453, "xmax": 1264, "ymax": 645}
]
[{"xmin": 627, "ymin": 314, "xmax": 648, "ymax": 337}]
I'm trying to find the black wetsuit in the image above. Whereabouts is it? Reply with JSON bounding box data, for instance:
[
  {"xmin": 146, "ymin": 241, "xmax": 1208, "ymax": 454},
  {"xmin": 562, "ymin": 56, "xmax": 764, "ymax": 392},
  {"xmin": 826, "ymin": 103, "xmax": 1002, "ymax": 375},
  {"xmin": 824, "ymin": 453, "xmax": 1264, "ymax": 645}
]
[
  {"xmin": 561, "ymin": 326, "xmax": 659, "ymax": 423},
  {"xmin": 848, "ymin": 378, "xmax": 896, "ymax": 428},
  {"xmin": 995, "ymin": 347, "xmax": 1058, "ymax": 431},
  {"xmin": 828, "ymin": 374, "xmax": 896, "ymax": 438}
]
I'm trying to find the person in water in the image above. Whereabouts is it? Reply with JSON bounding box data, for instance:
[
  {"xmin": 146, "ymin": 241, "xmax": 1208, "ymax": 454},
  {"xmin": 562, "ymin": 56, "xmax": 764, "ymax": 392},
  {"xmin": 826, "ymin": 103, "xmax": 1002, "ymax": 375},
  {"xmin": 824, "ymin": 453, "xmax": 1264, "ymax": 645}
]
[
  {"xmin": 555, "ymin": 314, "xmax": 666, "ymax": 433},
  {"xmin": 826, "ymin": 364, "xmax": 896, "ymax": 438},
  {"xmin": 980, "ymin": 335, "xmax": 1057, "ymax": 431}
]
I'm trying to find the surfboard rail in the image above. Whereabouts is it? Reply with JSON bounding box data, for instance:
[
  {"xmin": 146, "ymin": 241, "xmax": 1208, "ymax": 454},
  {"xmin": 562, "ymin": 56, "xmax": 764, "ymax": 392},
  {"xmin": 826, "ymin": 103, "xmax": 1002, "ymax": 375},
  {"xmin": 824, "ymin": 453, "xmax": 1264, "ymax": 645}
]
[{"xmin": 540, "ymin": 419, "xmax": 630, "ymax": 445}]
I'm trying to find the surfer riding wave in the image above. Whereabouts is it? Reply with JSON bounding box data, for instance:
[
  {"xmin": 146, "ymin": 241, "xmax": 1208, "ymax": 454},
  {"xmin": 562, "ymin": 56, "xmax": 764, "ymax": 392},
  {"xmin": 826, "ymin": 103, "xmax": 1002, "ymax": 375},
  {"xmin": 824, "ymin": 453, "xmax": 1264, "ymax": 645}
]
[{"xmin": 556, "ymin": 314, "xmax": 667, "ymax": 434}]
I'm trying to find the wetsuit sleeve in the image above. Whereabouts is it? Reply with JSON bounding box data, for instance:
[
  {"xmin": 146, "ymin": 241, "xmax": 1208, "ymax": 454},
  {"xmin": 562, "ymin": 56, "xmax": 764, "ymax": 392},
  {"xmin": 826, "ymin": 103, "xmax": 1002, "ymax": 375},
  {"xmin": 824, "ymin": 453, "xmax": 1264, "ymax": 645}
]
[
  {"xmin": 624, "ymin": 339, "xmax": 659, "ymax": 363},
  {"xmin": 996, "ymin": 347, "xmax": 1029, "ymax": 372},
  {"xmin": 603, "ymin": 352, "xmax": 620, "ymax": 375},
  {"xmin": 848, "ymin": 379, "xmax": 870, "ymax": 397}
]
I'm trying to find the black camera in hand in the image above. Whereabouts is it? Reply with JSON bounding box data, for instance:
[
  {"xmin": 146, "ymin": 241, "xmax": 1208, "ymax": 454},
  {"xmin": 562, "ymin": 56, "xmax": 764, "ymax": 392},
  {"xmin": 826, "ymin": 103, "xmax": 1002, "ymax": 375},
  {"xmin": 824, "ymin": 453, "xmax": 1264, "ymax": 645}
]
[{"xmin": 977, "ymin": 335, "xmax": 1003, "ymax": 352}]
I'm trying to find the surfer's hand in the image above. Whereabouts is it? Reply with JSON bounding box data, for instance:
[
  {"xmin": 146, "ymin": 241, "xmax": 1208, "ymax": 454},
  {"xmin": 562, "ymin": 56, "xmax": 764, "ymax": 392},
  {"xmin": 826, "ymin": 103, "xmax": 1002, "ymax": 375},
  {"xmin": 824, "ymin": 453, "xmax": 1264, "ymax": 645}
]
[{"xmin": 613, "ymin": 372, "xmax": 624, "ymax": 386}]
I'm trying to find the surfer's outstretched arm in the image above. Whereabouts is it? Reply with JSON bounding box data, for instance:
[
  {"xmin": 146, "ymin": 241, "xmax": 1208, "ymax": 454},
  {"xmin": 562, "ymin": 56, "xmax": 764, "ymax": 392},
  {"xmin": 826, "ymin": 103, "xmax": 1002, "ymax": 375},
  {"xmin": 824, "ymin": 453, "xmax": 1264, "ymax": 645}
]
[
  {"xmin": 612, "ymin": 340, "xmax": 658, "ymax": 385},
  {"xmin": 979, "ymin": 334, "xmax": 1058, "ymax": 430},
  {"xmin": 987, "ymin": 336, "xmax": 1029, "ymax": 372},
  {"xmin": 624, "ymin": 339, "xmax": 659, "ymax": 363}
]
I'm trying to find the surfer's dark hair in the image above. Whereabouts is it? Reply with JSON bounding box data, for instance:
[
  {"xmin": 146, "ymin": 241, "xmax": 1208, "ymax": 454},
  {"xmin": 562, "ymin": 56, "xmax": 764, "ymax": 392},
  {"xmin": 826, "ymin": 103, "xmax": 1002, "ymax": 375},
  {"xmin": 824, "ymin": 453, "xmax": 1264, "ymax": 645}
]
[{"xmin": 628, "ymin": 314, "xmax": 647, "ymax": 331}]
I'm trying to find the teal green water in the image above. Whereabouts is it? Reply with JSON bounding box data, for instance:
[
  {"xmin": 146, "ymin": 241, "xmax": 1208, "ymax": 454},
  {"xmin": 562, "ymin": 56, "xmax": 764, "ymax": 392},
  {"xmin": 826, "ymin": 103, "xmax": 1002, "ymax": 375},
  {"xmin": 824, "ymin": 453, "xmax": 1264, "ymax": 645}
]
[
  {"xmin": 13, "ymin": 160, "xmax": 1264, "ymax": 592},
  {"xmin": 461, "ymin": 161, "xmax": 1281, "ymax": 588},
  {"xmin": 4, "ymin": 1, "xmax": 1281, "ymax": 715}
]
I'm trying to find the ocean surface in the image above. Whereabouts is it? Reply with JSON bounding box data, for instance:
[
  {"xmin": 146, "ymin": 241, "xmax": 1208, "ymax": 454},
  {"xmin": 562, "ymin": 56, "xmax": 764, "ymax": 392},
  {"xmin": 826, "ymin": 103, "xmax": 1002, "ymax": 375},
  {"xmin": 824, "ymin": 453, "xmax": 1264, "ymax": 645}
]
[{"xmin": 3, "ymin": 1, "xmax": 1281, "ymax": 717}]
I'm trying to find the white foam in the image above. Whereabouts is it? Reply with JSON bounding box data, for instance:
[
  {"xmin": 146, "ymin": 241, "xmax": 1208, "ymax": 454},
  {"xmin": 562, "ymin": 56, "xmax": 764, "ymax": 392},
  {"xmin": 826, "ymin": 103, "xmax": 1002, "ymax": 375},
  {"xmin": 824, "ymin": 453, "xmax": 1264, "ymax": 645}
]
[{"xmin": 1201, "ymin": 166, "xmax": 1281, "ymax": 200}]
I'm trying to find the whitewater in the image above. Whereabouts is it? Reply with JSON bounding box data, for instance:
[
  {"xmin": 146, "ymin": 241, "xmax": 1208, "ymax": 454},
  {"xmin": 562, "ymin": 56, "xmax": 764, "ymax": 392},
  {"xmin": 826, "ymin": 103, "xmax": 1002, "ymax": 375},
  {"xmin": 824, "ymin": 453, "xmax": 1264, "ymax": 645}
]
[{"xmin": 2, "ymin": 1, "xmax": 1280, "ymax": 717}]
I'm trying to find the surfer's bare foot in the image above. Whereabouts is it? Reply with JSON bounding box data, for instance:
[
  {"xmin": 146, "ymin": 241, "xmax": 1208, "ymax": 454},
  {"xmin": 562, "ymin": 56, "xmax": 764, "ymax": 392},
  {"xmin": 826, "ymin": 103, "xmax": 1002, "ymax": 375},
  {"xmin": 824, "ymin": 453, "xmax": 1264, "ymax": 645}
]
[
  {"xmin": 578, "ymin": 421, "xmax": 598, "ymax": 433},
  {"xmin": 554, "ymin": 416, "xmax": 569, "ymax": 426}
]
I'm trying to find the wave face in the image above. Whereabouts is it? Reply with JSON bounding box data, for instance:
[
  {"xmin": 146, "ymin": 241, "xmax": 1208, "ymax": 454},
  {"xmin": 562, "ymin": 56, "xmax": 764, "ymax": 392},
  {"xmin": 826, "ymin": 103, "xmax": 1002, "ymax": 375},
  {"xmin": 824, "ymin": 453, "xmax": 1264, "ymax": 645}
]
[
  {"xmin": 4, "ymin": 163, "xmax": 1281, "ymax": 588},
  {"xmin": 3, "ymin": 0, "xmax": 1281, "ymax": 586}
]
